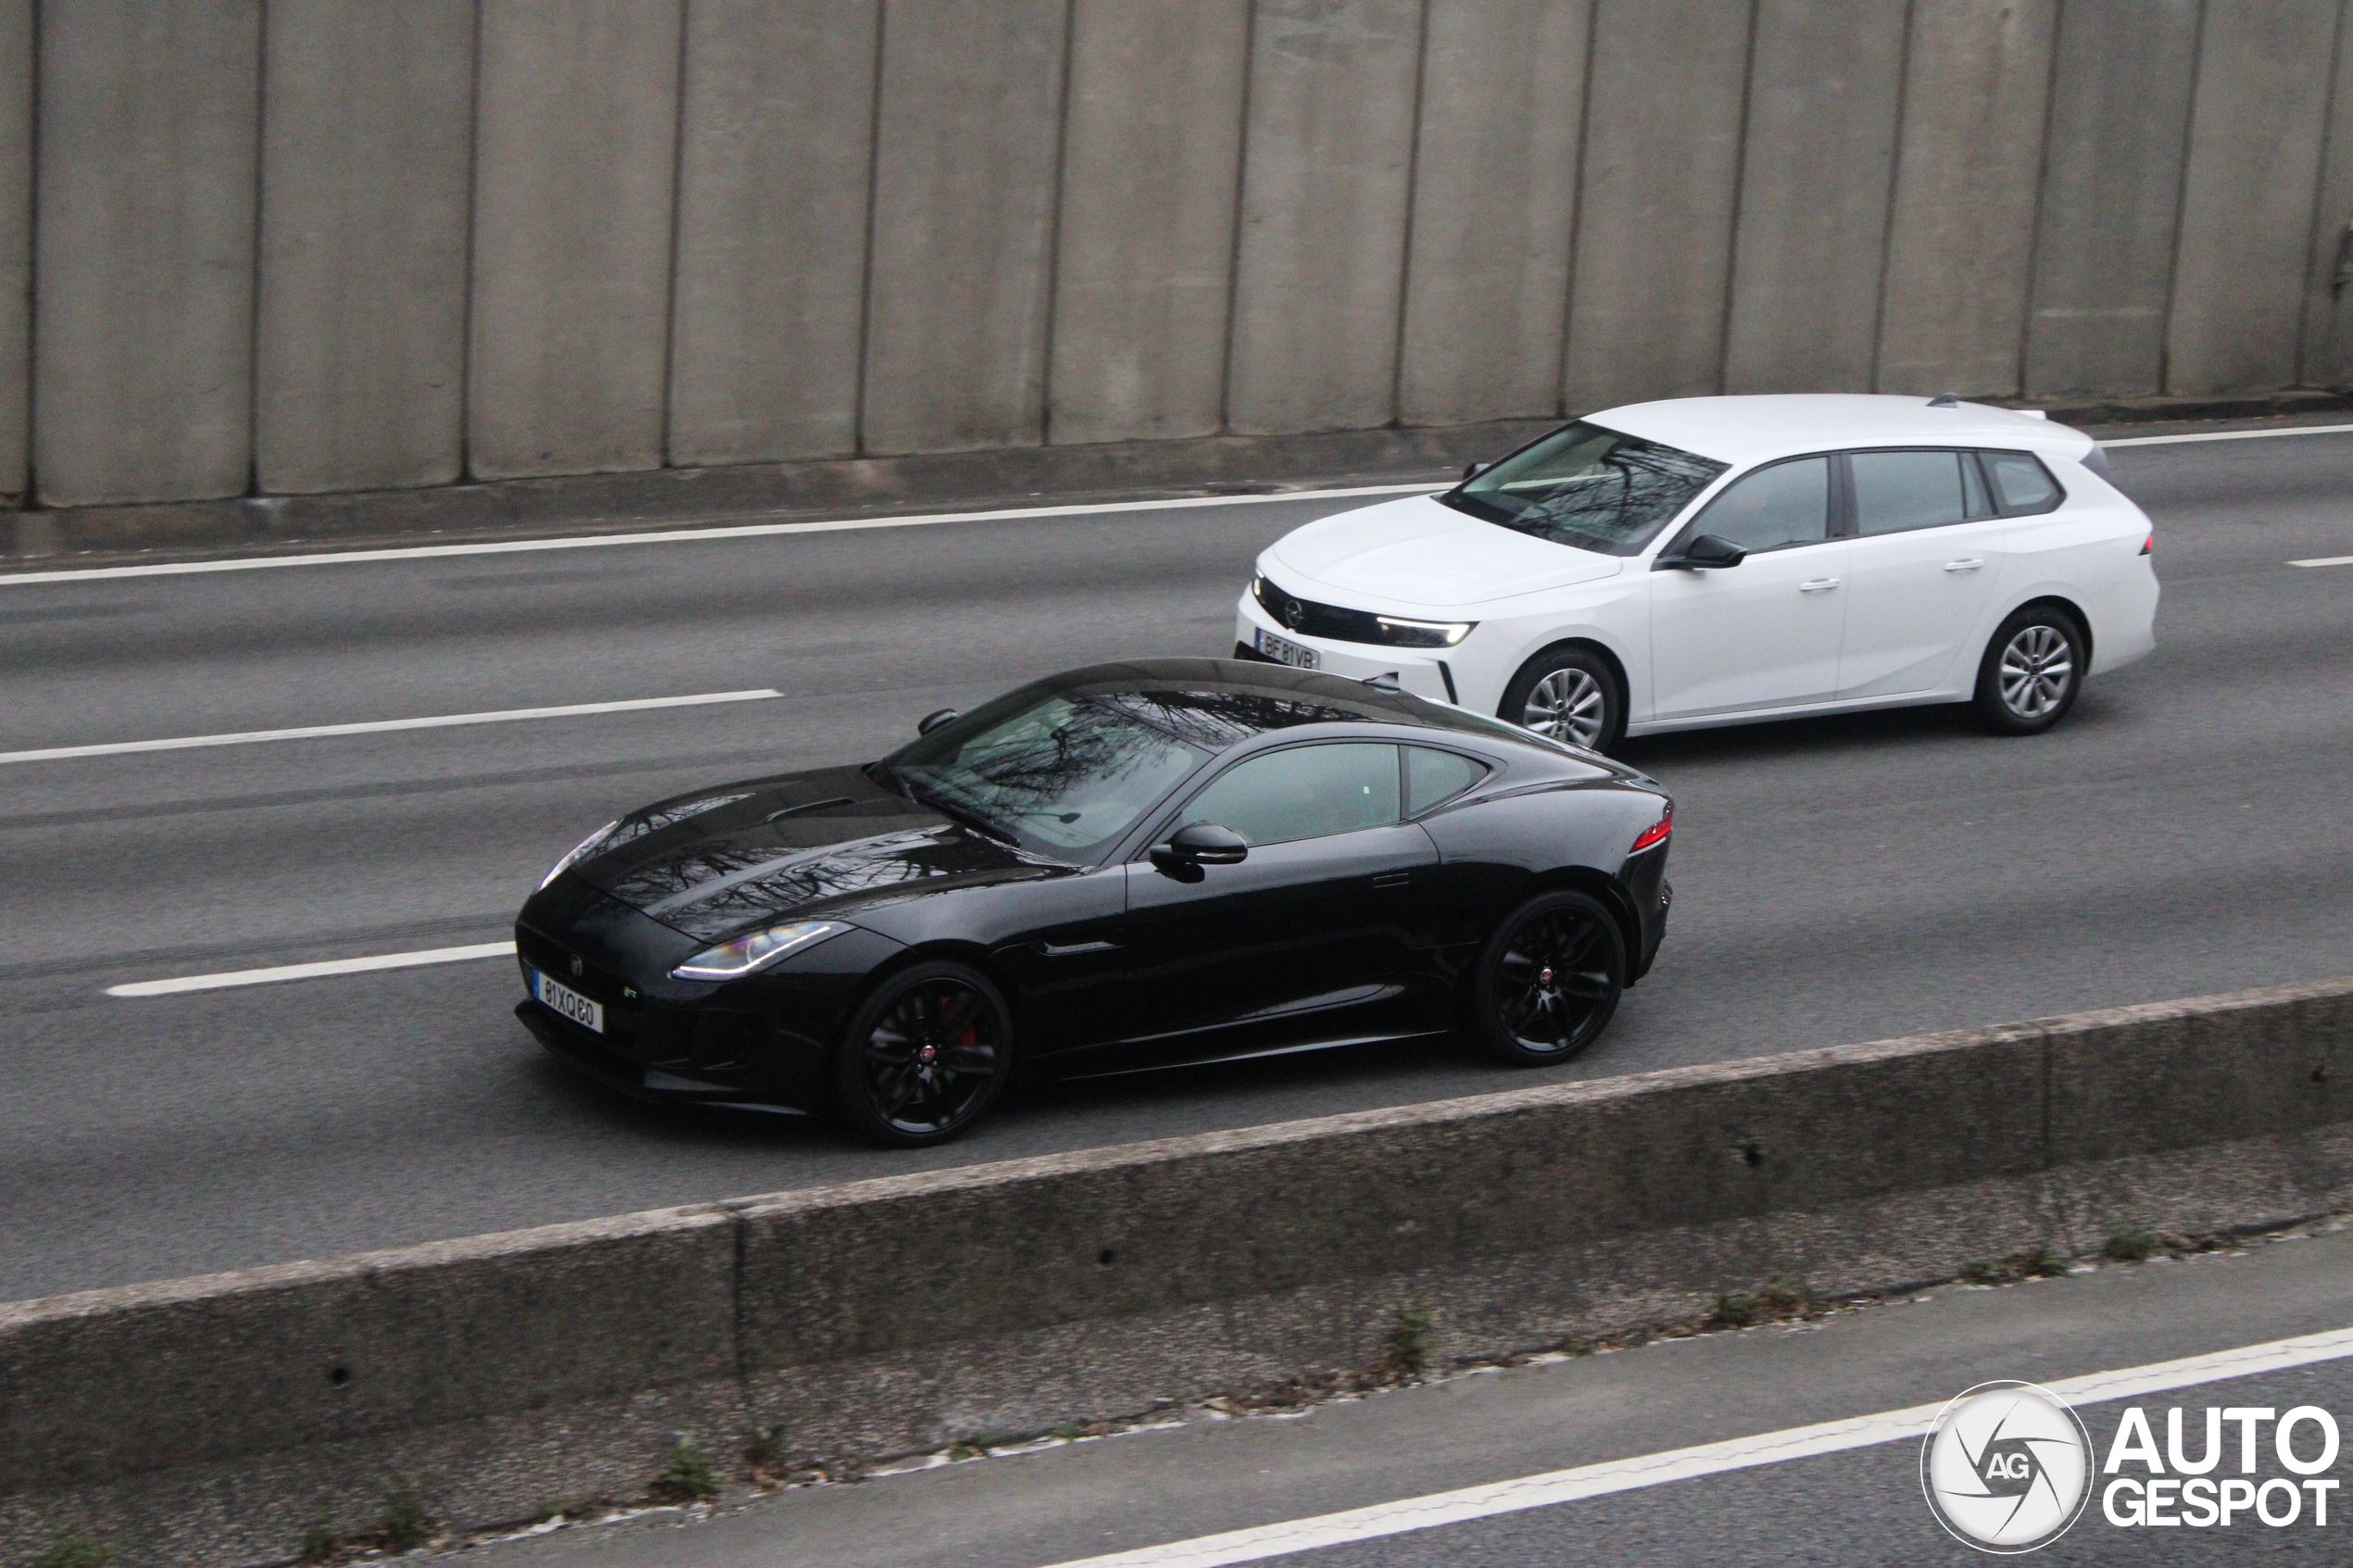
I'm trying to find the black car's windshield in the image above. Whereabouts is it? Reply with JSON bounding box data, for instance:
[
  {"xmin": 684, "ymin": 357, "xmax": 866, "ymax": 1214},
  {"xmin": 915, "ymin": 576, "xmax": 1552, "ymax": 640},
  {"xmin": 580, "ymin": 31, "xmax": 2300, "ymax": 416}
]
[
  {"xmin": 885, "ymin": 680, "xmax": 1387, "ymax": 862},
  {"xmin": 1441, "ymin": 421, "xmax": 1729, "ymax": 557}
]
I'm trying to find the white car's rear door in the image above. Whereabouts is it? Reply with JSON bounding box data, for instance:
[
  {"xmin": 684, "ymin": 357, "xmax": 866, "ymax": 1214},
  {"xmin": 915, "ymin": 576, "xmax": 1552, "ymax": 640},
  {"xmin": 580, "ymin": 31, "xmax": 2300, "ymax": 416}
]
[
  {"xmin": 1647, "ymin": 456, "xmax": 1848, "ymax": 718},
  {"xmin": 1836, "ymin": 449, "xmax": 2008, "ymax": 698}
]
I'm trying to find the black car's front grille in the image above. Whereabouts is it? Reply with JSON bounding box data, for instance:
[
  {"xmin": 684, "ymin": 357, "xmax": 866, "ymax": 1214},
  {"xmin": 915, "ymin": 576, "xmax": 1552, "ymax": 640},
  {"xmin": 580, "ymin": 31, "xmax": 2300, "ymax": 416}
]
[{"xmin": 1254, "ymin": 574, "xmax": 1387, "ymax": 644}]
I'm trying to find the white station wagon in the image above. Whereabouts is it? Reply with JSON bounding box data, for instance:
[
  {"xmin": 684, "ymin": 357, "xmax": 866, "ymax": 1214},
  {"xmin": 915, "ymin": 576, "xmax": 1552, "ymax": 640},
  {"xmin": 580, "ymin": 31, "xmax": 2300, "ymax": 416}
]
[{"xmin": 1235, "ymin": 395, "xmax": 2158, "ymax": 752}]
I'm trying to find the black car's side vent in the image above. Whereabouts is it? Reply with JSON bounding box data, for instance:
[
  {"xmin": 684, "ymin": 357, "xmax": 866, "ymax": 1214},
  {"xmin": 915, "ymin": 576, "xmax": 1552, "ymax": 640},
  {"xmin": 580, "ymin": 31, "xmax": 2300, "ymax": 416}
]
[{"xmin": 1253, "ymin": 574, "xmax": 1387, "ymax": 644}]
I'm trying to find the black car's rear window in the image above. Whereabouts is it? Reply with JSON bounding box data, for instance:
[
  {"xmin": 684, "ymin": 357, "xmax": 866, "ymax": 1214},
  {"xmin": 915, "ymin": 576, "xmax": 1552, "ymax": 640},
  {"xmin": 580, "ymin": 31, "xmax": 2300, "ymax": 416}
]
[{"xmin": 1441, "ymin": 421, "xmax": 1730, "ymax": 557}]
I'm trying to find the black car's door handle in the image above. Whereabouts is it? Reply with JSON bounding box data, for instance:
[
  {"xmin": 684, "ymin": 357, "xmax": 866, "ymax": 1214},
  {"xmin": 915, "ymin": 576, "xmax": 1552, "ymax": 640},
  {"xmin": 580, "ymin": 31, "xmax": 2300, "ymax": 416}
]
[{"xmin": 1371, "ymin": 872, "xmax": 1412, "ymax": 889}]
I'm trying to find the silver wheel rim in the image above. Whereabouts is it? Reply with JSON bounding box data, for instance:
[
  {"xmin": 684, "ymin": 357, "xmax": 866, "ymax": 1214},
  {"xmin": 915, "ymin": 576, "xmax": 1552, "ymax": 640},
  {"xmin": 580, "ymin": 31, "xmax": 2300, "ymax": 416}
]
[
  {"xmin": 1522, "ymin": 667, "xmax": 1606, "ymax": 746},
  {"xmin": 1997, "ymin": 624, "xmax": 2073, "ymax": 719}
]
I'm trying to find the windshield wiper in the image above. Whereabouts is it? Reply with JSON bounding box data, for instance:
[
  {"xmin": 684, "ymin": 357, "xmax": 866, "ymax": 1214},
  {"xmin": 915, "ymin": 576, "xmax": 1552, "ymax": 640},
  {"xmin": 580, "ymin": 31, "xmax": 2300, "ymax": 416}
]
[{"xmin": 901, "ymin": 780, "xmax": 1022, "ymax": 847}]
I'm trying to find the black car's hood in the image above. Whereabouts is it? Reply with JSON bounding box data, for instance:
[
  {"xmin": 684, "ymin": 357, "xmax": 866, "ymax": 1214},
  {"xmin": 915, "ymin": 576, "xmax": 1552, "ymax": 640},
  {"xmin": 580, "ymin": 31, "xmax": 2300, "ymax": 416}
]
[{"xmin": 573, "ymin": 764, "xmax": 1063, "ymax": 942}]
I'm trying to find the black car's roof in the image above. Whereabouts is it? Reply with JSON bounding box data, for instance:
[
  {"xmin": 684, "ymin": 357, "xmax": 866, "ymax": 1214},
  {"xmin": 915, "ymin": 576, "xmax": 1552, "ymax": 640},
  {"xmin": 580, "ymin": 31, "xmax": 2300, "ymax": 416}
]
[{"xmin": 1043, "ymin": 658, "xmax": 1603, "ymax": 762}]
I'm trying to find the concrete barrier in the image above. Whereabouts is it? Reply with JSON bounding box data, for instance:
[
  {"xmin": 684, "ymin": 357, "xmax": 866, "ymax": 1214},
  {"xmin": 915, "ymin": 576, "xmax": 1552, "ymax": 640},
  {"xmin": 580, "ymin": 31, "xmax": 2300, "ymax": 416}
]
[{"xmin": 6, "ymin": 977, "xmax": 2352, "ymax": 1566}]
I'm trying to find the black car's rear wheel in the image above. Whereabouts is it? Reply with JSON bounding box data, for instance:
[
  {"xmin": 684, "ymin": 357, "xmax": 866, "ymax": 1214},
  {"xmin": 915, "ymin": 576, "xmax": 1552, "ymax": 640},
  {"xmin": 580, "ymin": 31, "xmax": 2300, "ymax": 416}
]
[
  {"xmin": 1466, "ymin": 890, "xmax": 1625, "ymax": 1065},
  {"xmin": 834, "ymin": 961, "xmax": 1013, "ymax": 1147}
]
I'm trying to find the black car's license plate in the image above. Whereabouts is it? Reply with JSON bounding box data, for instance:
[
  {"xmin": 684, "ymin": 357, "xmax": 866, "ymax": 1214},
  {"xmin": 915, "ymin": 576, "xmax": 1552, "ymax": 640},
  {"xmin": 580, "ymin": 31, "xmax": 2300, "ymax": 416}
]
[
  {"xmin": 1254, "ymin": 627, "xmax": 1320, "ymax": 670},
  {"xmin": 532, "ymin": 970, "xmax": 605, "ymax": 1034}
]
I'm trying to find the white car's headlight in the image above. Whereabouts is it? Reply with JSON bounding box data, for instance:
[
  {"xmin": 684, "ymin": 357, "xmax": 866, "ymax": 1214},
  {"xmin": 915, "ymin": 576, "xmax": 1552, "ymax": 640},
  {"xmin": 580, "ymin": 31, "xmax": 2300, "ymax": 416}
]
[
  {"xmin": 671, "ymin": 920, "xmax": 849, "ymax": 981},
  {"xmin": 538, "ymin": 821, "xmax": 619, "ymax": 890},
  {"xmin": 1374, "ymin": 615, "xmax": 1475, "ymax": 648}
]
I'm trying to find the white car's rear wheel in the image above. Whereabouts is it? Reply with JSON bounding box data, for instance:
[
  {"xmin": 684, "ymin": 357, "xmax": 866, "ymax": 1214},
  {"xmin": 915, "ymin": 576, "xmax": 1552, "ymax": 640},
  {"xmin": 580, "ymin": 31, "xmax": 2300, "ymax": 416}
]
[{"xmin": 1973, "ymin": 606, "xmax": 2085, "ymax": 735}]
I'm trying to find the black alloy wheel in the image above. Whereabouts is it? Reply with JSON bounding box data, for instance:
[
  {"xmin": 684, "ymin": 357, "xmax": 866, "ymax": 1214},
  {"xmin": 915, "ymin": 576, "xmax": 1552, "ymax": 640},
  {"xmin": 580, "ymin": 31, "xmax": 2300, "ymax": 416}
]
[
  {"xmin": 834, "ymin": 961, "xmax": 1013, "ymax": 1146},
  {"xmin": 1971, "ymin": 604, "xmax": 2086, "ymax": 735},
  {"xmin": 1499, "ymin": 645, "xmax": 1625, "ymax": 754},
  {"xmin": 1466, "ymin": 889, "xmax": 1626, "ymax": 1065}
]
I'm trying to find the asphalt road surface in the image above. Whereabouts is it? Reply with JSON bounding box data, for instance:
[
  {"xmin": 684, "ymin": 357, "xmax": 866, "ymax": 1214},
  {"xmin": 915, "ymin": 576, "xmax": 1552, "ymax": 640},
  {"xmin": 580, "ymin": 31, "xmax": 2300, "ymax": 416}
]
[
  {"xmin": 4, "ymin": 429, "xmax": 2350, "ymax": 1301},
  {"xmin": 459, "ymin": 1221, "xmax": 2353, "ymax": 1568}
]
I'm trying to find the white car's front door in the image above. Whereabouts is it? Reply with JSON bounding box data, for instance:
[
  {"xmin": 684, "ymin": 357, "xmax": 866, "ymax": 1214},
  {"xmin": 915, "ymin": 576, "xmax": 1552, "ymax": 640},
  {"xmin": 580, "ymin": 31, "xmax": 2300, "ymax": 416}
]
[
  {"xmin": 1837, "ymin": 448, "xmax": 2009, "ymax": 698},
  {"xmin": 1647, "ymin": 455, "xmax": 1849, "ymax": 719}
]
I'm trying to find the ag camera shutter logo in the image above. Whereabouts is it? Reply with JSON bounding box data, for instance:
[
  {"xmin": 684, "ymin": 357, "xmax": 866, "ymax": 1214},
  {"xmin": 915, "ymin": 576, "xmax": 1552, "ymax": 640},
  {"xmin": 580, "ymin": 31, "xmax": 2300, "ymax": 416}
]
[{"xmin": 1922, "ymin": 1381, "xmax": 2094, "ymax": 1552}]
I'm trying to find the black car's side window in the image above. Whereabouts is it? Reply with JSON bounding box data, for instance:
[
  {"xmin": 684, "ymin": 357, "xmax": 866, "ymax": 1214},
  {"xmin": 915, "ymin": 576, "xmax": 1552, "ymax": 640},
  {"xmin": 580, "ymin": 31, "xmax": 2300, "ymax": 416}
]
[
  {"xmin": 1672, "ymin": 455, "xmax": 1832, "ymax": 556},
  {"xmin": 1982, "ymin": 449, "xmax": 2064, "ymax": 516},
  {"xmin": 1404, "ymin": 746, "xmax": 1487, "ymax": 816},
  {"xmin": 1181, "ymin": 743, "xmax": 1401, "ymax": 846}
]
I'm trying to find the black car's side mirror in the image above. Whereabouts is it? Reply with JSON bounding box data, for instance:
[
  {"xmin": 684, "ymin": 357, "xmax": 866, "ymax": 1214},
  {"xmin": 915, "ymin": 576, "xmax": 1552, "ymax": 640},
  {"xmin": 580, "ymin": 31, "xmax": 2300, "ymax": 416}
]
[
  {"xmin": 1655, "ymin": 533, "xmax": 1747, "ymax": 571},
  {"xmin": 1150, "ymin": 822, "xmax": 1249, "ymax": 880},
  {"xmin": 916, "ymin": 708, "xmax": 960, "ymax": 735}
]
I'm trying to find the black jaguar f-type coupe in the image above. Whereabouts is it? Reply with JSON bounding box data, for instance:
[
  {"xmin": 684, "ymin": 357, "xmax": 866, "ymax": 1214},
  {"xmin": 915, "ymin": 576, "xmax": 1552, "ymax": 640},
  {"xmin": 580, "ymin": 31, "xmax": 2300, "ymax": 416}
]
[{"xmin": 514, "ymin": 659, "xmax": 1672, "ymax": 1146}]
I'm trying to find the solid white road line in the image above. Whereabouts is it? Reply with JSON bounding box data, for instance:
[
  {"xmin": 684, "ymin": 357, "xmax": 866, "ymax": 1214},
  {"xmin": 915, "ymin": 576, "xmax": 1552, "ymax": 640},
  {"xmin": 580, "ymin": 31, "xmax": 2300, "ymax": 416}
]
[
  {"xmin": 0, "ymin": 483, "xmax": 1442, "ymax": 587},
  {"xmin": 106, "ymin": 941, "xmax": 517, "ymax": 997},
  {"xmin": 0, "ymin": 688, "xmax": 782, "ymax": 766},
  {"xmin": 1034, "ymin": 1324, "xmax": 2353, "ymax": 1568},
  {"xmin": 2290, "ymin": 555, "xmax": 2353, "ymax": 568},
  {"xmin": 2102, "ymin": 421, "xmax": 2353, "ymax": 447}
]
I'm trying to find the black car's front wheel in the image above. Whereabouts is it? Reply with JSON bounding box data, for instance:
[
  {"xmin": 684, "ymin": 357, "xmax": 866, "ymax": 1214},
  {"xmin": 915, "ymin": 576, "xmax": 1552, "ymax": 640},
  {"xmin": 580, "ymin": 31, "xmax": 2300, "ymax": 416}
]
[
  {"xmin": 834, "ymin": 961, "xmax": 1013, "ymax": 1146},
  {"xmin": 1466, "ymin": 890, "xmax": 1626, "ymax": 1065}
]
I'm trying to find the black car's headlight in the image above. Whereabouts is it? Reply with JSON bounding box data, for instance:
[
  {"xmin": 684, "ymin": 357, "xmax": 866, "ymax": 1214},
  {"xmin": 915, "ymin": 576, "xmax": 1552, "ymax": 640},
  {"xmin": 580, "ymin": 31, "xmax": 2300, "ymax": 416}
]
[
  {"xmin": 538, "ymin": 821, "xmax": 619, "ymax": 890},
  {"xmin": 671, "ymin": 920, "xmax": 849, "ymax": 981},
  {"xmin": 1373, "ymin": 615, "xmax": 1475, "ymax": 648}
]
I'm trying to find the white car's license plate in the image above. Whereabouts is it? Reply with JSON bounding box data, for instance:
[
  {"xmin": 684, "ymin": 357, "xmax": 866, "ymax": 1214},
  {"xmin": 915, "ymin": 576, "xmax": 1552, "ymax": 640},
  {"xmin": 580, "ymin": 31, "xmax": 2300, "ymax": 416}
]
[
  {"xmin": 1254, "ymin": 627, "xmax": 1320, "ymax": 670},
  {"xmin": 533, "ymin": 970, "xmax": 605, "ymax": 1034}
]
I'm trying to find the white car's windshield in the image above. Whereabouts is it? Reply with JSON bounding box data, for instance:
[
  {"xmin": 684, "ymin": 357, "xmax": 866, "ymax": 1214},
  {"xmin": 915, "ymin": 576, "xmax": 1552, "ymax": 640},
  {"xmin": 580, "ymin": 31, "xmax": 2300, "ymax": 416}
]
[{"xmin": 1441, "ymin": 422, "xmax": 1728, "ymax": 557}]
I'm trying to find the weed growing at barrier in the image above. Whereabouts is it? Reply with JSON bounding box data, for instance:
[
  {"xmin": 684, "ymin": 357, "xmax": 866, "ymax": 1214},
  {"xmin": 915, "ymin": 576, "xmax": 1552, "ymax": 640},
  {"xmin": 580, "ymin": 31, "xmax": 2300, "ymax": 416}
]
[
  {"xmin": 650, "ymin": 1438, "xmax": 721, "ymax": 1503},
  {"xmin": 2105, "ymin": 1226, "xmax": 2158, "ymax": 1262},
  {"xmin": 31, "ymin": 1530, "xmax": 111, "ymax": 1568},
  {"xmin": 380, "ymin": 1480, "xmax": 435, "ymax": 1550},
  {"xmin": 1706, "ymin": 1278, "xmax": 1820, "ymax": 1330},
  {"xmin": 744, "ymin": 1424, "xmax": 788, "ymax": 1488},
  {"xmin": 299, "ymin": 1519, "xmax": 337, "ymax": 1562},
  {"xmin": 1380, "ymin": 1309, "xmax": 1436, "ymax": 1379}
]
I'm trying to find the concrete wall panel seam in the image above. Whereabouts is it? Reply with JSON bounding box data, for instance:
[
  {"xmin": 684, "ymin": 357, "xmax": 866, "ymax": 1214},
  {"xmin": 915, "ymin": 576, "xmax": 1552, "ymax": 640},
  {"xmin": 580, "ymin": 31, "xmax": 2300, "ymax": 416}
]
[
  {"xmin": 1225, "ymin": 0, "xmax": 1427, "ymax": 436},
  {"xmin": 1217, "ymin": 0, "xmax": 1262, "ymax": 434},
  {"xmin": 1560, "ymin": 0, "xmax": 1756, "ymax": 411},
  {"xmin": 2156, "ymin": 0, "xmax": 2213, "ymax": 395},
  {"xmin": 1724, "ymin": 0, "xmax": 1909, "ymax": 395},
  {"xmin": 34, "ymin": 2, "xmax": 266, "ymax": 507},
  {"xmin": 1398, "ymin": 0, "xmax": 1592, "ymax": 427},
  {"xmin": 1863, "ymin": 0, "xmax": 1917, "ymax": 393},
  {"xmin": 2164, "ymin": 0, "xmax": 2342, "ymax": 395},
  {"xmin": 2291, "ymin": 0, "xmax": 2350, "ymax": 386},
  {"xmin": 2297, "ymin": 0, "xmax": 2353, "ymax": 384},
  {"xmin": 655, "ymin": 0, "xmax": 690, "ymax": 468},
  {"xmin": 2023, "ymin": 0, "xmax": 2203, "ymax": 396},
  {"xmin": 1713, "ymin": 0, "xmax": 1764, "ymax": 396},
  {"xmin": 1035, "ymin": 0, "xmax": 1080, "ymax": 445},
  {"xmin": 255, "ymin": 1, "xmax": 477, "ymax": 495},
  {"xmin": 850, "ymin": 0, "xmax": 887, "ymax": 458},
  {"xmin": 466, "ymin": 0, "xmax": 684, "ymax": 481},
  {"xmin": 859, "ymin": 0, "xmax": 1069, "ymax": 455}
]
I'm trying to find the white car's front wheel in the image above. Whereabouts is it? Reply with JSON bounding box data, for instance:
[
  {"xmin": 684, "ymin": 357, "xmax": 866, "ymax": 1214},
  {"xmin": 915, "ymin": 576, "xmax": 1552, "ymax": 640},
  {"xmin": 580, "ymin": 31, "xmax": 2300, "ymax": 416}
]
[{"xmin": 1501, "ymin": 646, "xmax": 1625, "ymax": 754}]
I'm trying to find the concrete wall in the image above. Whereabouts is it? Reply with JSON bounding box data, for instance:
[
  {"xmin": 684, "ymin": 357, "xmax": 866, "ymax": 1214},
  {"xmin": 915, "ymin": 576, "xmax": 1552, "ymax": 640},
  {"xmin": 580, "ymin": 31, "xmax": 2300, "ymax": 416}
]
[
  {"xmin": 14, "ymin": 0, "xmax": 2353, "ymax": 516},
  {"xmin": 6, "ymin": 977, "xmax": 2352, "ymax": 1568},
  {"xmin": 667, "ymin": 0, "xmax": 879, "ymax": 466},
  {"xmin": 255, "ymin": 1, "xmax": 475, "ymax": 494}
]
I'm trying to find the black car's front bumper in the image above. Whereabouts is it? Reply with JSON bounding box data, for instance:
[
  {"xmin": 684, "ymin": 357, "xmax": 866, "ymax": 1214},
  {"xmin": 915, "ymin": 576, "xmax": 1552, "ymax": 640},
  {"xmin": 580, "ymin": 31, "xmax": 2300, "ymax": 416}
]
[{"xmin": 511, "ymin": 878, "xmax": 903, "ymax": 1113}]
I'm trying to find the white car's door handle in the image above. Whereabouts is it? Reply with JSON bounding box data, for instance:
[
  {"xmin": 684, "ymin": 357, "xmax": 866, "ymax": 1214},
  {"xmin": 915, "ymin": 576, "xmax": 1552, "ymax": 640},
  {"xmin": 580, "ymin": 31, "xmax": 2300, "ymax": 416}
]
[
  {"xmin": 1799, "ymin": 578, "xmax": 1842, "ymax": 592},
  {"xmin": 1944, "ymin": 558, "xmax": 1985, "ymax": 572}
]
